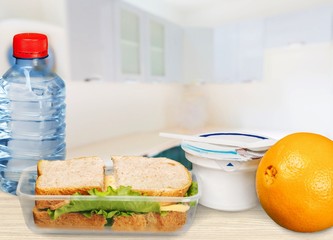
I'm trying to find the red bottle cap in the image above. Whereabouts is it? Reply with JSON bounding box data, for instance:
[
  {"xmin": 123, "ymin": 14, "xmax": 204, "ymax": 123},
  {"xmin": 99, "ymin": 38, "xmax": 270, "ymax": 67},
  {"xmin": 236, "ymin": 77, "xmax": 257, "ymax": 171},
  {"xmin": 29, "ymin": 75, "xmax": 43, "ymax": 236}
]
[{"xmin": 13, "ymin": 33, "xmax": 48, "ymax": 59}]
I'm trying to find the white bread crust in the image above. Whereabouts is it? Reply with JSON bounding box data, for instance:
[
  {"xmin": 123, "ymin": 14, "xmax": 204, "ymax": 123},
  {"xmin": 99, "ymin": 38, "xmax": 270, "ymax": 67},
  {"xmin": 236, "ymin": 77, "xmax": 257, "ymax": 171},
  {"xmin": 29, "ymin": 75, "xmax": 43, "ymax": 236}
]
[
  {"xmin": 112, "ymin": 156, "xmax": 192, "ymax": 197},
  {"xmin": 35, "ymin": 156, "xmax": 105, "ymax": 195}
]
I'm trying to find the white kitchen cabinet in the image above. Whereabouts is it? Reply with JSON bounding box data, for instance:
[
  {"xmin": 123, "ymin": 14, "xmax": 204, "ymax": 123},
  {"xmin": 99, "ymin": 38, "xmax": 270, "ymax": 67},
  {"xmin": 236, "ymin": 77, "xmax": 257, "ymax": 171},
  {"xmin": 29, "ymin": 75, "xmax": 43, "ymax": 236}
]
[
  {"xmin": 146, "ymin": 16, "xmax": 183, "ymax": 82},
  {"xmin": 149, "ymin": 20, "xmax": 165, "ymax": 77},
  {"xmin": 66, "ymin": 0, "xmax": 114, "ymax": 82},
  {"xmin": 183, "ymin": 28, "xmax": 214, "ymax": 83},
  {"xmin": 213, "ymin": 24, "xmax": 238, "ymax": 83},
  {"xmin": 214, "ymin": 20, "xmax": 264, "ymax": 83},
  {"xmin": 265, "ymin": 6, "xmax": 332, "ymax": 48},
  {"xmin": 238, "ymin": 20, "xmax": 264, "ymax": 82},
  {"xmin": 113, "ymin": 1, "xmax": 145, "ymax": 81},
  {"xmin": 66, "ymin": 0, "xmax": 182, "ymax": 82},
  {"xmin": 164, "ymin": 22, "xmax": 183, "ymax": 82},
  {"xmin": 114, "ymin": 0, "xmax": 183, "ymax": 82}
]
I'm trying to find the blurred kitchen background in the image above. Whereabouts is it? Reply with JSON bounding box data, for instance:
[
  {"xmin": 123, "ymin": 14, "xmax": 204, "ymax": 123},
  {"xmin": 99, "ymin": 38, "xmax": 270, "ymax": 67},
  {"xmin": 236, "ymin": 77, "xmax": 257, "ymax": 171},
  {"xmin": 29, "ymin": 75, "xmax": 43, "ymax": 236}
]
[{"xmin": 0, "ymin": 0, "xmax": 333, "ymax": 149}]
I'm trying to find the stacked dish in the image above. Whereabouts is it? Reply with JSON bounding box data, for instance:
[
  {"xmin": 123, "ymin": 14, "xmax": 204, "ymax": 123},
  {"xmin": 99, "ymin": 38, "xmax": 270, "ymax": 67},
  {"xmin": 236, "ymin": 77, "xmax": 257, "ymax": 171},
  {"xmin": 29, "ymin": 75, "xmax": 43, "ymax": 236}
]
[{"xmin": 181, "ymin": 132, "xmax": 275, "ymax": 211}]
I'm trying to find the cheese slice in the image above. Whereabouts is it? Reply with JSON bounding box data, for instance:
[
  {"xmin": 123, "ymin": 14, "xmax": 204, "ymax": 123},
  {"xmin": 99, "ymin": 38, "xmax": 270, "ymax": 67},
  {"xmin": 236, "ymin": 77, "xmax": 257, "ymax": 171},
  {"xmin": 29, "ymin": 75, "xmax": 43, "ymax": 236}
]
[
  {"xmin": 105, "ymin": 175, "xmax": 117, "ymax": 189},
  {"xmin": 160, "ymin": 204, "xmax": 190, "ymax": 212}
]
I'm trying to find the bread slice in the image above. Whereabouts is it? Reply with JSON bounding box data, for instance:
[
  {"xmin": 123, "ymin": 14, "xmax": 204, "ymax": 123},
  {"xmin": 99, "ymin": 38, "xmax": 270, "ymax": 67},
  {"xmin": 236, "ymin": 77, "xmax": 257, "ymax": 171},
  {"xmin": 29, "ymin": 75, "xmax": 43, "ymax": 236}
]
[
  {"xmin": 111, "ymin": 156, "xmax": 192, "ymax": 197},
  {"xmin": 33, "ymin": 207, "xmax": 106, "ymax": 229},
  {"xmin": 112, "ymin": 211, "xmax": 187, "ymax": 232},
  {"xmin": 35, "ymin": 156, "xmax": 105, "ymax": 195},
  {"xmin": 33, "ymin": 207, "xmax": 185, "ymax": 232}
]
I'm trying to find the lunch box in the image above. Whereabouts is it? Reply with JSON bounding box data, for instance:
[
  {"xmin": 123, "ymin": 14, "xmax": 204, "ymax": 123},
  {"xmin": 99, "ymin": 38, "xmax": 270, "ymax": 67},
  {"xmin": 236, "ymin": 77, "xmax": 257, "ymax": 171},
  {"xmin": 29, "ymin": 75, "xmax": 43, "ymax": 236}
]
[{"xmin": 17, "ymin": 166, "xmax": 201, "ymax": 235}]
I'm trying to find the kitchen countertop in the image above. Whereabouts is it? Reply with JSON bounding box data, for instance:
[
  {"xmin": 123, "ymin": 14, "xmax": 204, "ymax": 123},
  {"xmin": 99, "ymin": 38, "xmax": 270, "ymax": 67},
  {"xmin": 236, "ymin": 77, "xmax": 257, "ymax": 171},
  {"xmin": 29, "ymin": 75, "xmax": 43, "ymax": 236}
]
[{"xmin": 1, "ymin": 130, "xmax": 333, "ymax": 240}]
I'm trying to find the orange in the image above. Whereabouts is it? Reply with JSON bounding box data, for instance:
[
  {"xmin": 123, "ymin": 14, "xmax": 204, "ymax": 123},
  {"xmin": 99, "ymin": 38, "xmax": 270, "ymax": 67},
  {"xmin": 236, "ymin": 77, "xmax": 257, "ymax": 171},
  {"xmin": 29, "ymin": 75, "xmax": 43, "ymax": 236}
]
[{"xmin": 256, "ymin": 132, "xmax": 333, "ymax": 232}]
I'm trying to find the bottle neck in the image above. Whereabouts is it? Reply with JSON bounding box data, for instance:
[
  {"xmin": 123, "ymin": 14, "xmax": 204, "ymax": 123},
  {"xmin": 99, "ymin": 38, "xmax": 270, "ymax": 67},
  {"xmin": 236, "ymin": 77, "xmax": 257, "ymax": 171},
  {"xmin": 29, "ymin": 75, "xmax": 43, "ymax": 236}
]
[{"xmin": 15, "ymin": 58, "xmax": 48, "ymax": 68}]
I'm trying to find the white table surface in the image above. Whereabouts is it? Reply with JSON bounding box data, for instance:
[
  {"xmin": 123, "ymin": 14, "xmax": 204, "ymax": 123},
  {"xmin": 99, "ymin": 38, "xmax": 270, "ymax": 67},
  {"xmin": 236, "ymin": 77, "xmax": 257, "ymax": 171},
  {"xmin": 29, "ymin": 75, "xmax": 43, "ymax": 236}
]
[{"xmin": 1, "ymin": 130, "xmax": 333, "ymax": 240}]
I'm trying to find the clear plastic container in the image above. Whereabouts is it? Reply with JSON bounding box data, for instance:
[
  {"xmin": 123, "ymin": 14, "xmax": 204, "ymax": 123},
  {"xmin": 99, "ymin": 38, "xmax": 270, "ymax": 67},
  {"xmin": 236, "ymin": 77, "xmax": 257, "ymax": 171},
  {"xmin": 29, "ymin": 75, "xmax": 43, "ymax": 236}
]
[
  {"xmin": 17, "ymin": 166, "xmax": 201, "ymax": 235},
  {"xmin": 0, "ymin": 33, "xmax": 66, "ymax": 195}
]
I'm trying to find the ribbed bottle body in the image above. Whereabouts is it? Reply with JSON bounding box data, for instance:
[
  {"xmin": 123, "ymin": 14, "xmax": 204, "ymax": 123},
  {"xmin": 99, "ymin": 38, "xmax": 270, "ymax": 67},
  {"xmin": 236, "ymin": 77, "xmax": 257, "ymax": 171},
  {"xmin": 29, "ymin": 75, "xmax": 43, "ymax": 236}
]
[{"xmin": 0, "ymin": 58, "xmax": 66, "ymax": 194}]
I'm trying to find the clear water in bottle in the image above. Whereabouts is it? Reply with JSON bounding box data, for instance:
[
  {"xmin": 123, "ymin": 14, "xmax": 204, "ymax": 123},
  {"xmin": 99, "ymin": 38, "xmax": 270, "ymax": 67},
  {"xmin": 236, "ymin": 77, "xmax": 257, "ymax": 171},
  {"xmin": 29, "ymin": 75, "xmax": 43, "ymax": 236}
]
[{"xmin": 0, "ymin": 33, "xmax": 66, "ymax": 194}]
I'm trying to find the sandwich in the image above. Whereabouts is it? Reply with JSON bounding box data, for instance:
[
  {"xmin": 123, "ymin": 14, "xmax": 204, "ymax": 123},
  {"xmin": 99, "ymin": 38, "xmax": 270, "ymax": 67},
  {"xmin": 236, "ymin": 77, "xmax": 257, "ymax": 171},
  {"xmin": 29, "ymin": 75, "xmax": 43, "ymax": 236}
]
[{"xmin": 33, "ymin": 156, "xmax": 198, "ymax": 232}]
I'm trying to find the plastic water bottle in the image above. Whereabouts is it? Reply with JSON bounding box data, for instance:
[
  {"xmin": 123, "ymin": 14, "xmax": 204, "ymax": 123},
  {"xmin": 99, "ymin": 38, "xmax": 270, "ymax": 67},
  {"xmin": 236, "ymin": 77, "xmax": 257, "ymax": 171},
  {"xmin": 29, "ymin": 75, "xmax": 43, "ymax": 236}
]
[{"xmin": 0, "ymin": 33, "xmax": 66, "ymax": 194}]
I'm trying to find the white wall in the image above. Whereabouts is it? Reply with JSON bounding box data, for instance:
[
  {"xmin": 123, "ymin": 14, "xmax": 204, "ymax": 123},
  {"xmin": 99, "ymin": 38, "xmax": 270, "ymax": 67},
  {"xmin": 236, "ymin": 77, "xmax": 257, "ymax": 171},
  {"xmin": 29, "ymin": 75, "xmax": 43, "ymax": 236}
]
[
  {"xmin": 0, "ymin": 0, "xmax": 66, "ymax": 27},
  {"xmin": 0, "ymin": 19, "xmax": 70, "ymax": 82},
  {"xmin": 124, "ymin": 0, "xmax": 333, "ymax": 27},
  {"xmin": 66, "ymin": 82, "xmax": 184, "ymax": 148},
  {"xmin": 176, "ymin": 0, "xmax": 333, "ymax": 27},
  {"xmin": 0, "ymin": 0, "xmax": 68, "ymax": 78},
  {"xmin": 123, "ymin": 0, "xmax": 182, "ymax": 24},
  {"xmin": 198, "ymin": 43, "xmax": 333, "ymax": 138},
  {"xmin": 0, "ymin": 0, "xmax": 43, "ymax": 21}
]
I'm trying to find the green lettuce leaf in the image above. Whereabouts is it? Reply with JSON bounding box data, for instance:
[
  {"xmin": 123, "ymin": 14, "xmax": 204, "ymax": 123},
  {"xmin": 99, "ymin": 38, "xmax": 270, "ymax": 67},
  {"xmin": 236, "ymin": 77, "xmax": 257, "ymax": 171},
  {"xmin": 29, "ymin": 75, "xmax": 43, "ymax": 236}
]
[
  {"xmin": 88, "ymin": 186, "xmax": 141, "ymax": 197},
  {"xmin": 185, "ymin": 181, "xmax": 199, "ymax": 207},
  {"xmin": 185, "ymin": 181, "xmax": 198, "ymax": 197},
  {"xmin": 48, "ymin": 182, "xmax": 198, "ymax": 221},
  {"xmin": 48, "ymin": 186, "xmax": 160, "ymax": 220}
]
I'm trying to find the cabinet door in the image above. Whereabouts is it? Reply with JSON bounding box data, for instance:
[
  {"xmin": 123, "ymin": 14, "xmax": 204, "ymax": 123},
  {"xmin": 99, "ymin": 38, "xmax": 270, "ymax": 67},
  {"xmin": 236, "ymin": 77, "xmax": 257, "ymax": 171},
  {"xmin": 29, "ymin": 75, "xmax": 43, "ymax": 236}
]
[
  {"xmin": 146, "ymin": 17, "xmax": 166, "ymax": 81},
  {"xmin": 238, "ymin": 20, "xmax": 264, "ymax": 82},
  {"xmin": 120, "ymin": 10, "xmax": 141, "ymax": 75},
  {"xmin": 165, "ymin": 22, "xmax": 183, "ymax": 82},
  {"xmin": 66, "ymin": 0, "xmax": 112, "ymax": 81},
  {"xmin": 183, "ymin": 28, "xmax": 214, "ymax": 83},
  {"xmin": 114, "ymin": 1, "xmax": 145, "ymax": 81},
  {"xmin": 115, "ymin": 1, "xmax": 182, "ymax": 83},
  {"xmin": 214, "ymin": 20, "xmax": 264, "ymax": 83},
  {"xmin": 265, "ymin": 7, "xmax": 332, "ymax": 48},
  {"xmin": 214, "ymin": 24, "xmax": 239, "ymax": 83},
  {"xmin": 146, "ymin": 15, "xmax": 184, "ymax": 82}
]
